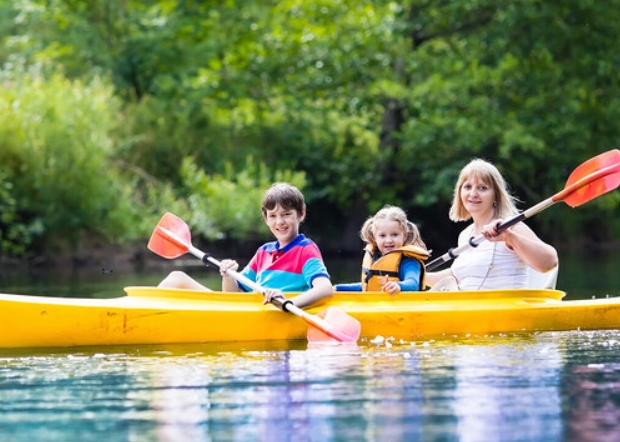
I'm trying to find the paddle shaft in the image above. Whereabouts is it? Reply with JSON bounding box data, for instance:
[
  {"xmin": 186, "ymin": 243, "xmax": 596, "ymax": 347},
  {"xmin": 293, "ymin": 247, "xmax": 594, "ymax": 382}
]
[
  {"xmin": 426, "ymin": 161, "xmax": 620, "ymax": 272},
  {"xmin": 426, "ymin": 198, "xmax": 552, "ymax": 271},
  {"xmin": 156, "ymin": 225, "xmax": 346, "ymax": 337}
]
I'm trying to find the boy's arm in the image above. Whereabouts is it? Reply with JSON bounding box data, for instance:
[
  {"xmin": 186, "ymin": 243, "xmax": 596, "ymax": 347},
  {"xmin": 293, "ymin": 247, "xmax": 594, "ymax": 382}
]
[
  {"xmin": 220, "ymin": 259, "xmax": 243, "ymax": 292},
  {"xmin": 289, "ymin": 276, "xmax": 333, "ymax": 308},
  {"xmin": 222, "ymin": 274, "xmax": 241, "ymax": 292}
]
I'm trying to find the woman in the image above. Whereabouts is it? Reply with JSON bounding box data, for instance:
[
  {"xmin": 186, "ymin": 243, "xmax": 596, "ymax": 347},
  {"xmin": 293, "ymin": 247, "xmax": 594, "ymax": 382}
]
[{"xmin": 427, "ymin": 159, "xmax": 558, "ymax": 290}]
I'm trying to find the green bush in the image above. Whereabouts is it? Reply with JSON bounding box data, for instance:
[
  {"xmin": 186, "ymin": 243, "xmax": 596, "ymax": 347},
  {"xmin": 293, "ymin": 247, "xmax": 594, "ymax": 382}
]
[
  {"xmin": 180, "ymin": 156, "xmax": 306, "ymax": 241},
  {"xmin": 0, "ymin": 73, "xmax": 166, "ymax": 254},
  {"xmin": 0, "ymin": 171, "xmax": 40, "ymax": 257}
]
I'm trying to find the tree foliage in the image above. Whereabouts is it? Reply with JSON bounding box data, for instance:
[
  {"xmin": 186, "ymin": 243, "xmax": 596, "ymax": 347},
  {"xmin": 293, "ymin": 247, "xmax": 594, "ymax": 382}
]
[{"xmin": 1, "ymin": 0, "xmax": 620, "ymax": 260}]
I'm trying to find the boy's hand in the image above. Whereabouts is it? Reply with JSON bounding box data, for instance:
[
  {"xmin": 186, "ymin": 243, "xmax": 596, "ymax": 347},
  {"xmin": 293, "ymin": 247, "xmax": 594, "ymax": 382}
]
[
  {"xmin": 263, "ymin": 288, "xmax": 285, "ymax": 305},
  {"xmin": 219, "ymin": 259, "xmax": 239, "ymax": 277}
]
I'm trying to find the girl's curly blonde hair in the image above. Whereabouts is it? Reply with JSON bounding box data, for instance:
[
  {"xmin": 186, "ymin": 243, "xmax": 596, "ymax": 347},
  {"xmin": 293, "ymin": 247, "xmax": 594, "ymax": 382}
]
[{"xmin": 359, "ymin": 205, "xmax": 427, "ymax": 250}]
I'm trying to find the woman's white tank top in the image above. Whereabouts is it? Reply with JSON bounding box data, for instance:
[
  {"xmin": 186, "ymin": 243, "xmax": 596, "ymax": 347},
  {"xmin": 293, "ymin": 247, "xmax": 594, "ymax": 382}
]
[{"xmin": 451, "ymin": 225, "xmax": 528, "ymax": 290}]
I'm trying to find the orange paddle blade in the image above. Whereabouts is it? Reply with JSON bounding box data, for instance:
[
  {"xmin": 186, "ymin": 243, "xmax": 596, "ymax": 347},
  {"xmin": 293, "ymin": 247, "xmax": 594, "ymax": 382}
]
[
  {"xmin": 147, "ymin": 212, "xmax": 192, "ymax": 259},
  {"xmin": 562, "ymin": 150, "xmax": 620, "ymax": 207},
  {"xmin": 306, "ymin": 307, "xmax": 361, "ymax": 343}
]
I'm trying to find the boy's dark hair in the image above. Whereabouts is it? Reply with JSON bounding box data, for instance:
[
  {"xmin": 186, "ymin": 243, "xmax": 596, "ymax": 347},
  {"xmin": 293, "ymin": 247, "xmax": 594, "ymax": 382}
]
[{"xmin": 261, "ymin": 182, "xmax": 306, "ymax": 217}]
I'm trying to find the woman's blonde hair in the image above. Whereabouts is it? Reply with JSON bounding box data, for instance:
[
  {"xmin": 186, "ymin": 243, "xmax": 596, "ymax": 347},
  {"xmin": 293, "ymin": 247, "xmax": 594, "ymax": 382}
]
[
  {"xmin": 449, "ymin": 159, "xmax": 519, "ymax": 222},
  {"xmin": 360, "ymin": 205, "xmax": 427, "ymax": 250}
]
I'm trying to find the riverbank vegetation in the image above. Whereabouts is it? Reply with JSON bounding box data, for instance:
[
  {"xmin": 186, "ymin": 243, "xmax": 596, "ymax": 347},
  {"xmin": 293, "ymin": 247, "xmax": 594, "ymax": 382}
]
[{"xmin": 1, "ymin": 0, "xmax": 619, "ymax": 266}]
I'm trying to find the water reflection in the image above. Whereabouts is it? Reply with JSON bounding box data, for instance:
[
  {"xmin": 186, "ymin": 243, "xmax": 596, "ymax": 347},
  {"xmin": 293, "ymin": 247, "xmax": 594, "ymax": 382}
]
[
  {"xmin": 1, "ymin": 333, "xmax": 620, "ymax": 441},
  {"xmin": 448, "ymin": 337, "xmax": 563, "ymax": 441},
  {"xmin": 561, "ymin": 331, "xmax": 620, "ymax": 442},
  {"xmin": 131, "ymin": 354, "xmax": 212, "ymax": 442},
  {"xmin": 564, "ymin": 364, "xmax": 620, "ymax": 442}
]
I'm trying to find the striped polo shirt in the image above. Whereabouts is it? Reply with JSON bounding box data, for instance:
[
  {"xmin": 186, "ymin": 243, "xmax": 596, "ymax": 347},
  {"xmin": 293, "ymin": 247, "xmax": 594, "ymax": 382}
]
[{"xmin": 238, "ymin": 234, "xmax": 330, "ymax": 292}]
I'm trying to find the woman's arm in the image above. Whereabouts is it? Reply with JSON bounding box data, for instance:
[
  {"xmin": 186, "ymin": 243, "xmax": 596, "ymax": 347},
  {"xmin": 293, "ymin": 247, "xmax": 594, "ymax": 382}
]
[{"xmin": 483, "ymin": 221, "xmax": 558, "ymax": 272}]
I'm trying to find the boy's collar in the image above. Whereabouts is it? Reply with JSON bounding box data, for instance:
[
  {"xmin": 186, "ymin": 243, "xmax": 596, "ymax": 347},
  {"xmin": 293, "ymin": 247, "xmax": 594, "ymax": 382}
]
[{"xmin": 273, "ymin": 234, "xmax": 305, "ymax": 252}]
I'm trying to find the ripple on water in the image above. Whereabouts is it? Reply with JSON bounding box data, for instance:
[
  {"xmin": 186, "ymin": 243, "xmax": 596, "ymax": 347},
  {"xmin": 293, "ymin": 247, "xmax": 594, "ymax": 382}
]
[{"xmin": 1, "ymin": 332, "xmax": 620, "ymax": 441}]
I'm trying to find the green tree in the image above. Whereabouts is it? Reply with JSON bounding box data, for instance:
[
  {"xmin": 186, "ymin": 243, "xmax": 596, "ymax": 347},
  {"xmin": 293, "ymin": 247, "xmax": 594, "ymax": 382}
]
[{"xmin": 2, "ymin": 0, "xmax": 620, "ymax": 258}]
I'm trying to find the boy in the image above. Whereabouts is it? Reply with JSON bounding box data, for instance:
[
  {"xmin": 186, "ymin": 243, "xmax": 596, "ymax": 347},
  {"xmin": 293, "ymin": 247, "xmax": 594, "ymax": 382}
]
[{"xmin": 158, "ymin": 182, "xmax": 333, "ymax": 309}]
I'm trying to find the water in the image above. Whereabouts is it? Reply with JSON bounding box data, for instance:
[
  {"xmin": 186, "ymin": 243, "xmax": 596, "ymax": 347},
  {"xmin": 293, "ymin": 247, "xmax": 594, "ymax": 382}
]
[
  {"xmin": 1, "ymin": 252, "xmax": 620, "ymax": 441},
  {"xmin": 1, "ymin": 333, "xmax": 620, "ymax": 441}
]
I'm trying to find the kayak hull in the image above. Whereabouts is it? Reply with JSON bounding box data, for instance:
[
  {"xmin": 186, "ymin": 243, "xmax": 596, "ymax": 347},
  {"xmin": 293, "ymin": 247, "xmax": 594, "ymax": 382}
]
[{"xmin": 1, "ymin": 287, "xmax": 619, "ymax": 348}]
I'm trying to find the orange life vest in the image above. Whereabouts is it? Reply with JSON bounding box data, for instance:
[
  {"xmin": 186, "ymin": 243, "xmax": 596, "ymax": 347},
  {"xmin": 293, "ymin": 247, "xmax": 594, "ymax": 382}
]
[{"xmin": 361, "ymin": 244, "xmax": 429, "ymax": 291}]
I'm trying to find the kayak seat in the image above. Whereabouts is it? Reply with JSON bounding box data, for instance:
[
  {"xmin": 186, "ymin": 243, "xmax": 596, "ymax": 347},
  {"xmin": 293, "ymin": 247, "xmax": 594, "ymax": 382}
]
[{"xmin": 527, "ymin": 265, "xmax": 559, "ymax": 290}]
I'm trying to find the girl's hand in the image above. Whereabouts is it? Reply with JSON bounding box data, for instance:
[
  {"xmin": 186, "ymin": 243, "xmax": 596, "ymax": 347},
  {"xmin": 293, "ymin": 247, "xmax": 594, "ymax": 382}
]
[
  {"xmin": 381, "ymin": 277, "xmax": 402, "ymax": 296},
  {"xmin": 262, "ymin": 288, "xmax": 285, "ymax": 305},
  {"xmin": 219, "ymin": 259, "xmax": 239, "ymax": 277}
]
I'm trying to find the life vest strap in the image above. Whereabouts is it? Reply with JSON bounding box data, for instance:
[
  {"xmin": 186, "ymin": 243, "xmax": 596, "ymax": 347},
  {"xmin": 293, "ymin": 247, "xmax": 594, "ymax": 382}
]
[{"xmin": 363, "ymin": 268, "xmax": 399, "ymax": 283}]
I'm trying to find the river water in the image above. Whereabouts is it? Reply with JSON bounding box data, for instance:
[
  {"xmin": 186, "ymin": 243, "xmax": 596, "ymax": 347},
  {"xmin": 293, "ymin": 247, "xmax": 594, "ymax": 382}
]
[{"xmin": 1, "ymin": 251, "xmax": 620, "ymax": 441}]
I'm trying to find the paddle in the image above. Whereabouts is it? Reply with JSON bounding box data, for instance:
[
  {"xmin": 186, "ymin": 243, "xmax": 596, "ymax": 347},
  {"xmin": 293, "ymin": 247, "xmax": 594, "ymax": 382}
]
[
  {"xmin": 147, "ymin": 212, "xmax": 361, "ymax": 343},
  {"xmin": 427, "ymin": 149, "xmax": 620, "ymax": 271}
]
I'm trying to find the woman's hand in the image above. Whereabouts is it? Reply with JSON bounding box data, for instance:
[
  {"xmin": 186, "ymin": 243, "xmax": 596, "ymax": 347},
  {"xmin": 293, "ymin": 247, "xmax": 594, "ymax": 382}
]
[
  {"xmin": 481, "ymin": 219, "xmax": 510, "ymax": 242},
  {"xmin": 481, "ymin": 219, "xmax": 559, "ymax": 273}
]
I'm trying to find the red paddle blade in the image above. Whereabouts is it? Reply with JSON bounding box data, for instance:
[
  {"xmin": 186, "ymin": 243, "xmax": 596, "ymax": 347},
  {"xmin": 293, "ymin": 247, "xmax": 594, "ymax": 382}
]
[
  {"xmin": 147, "ymin": 212, "xmax": 192, "ymax": 259},
  {"xmin": 306, "ymin": 307, "xmax": 361, "ymax": 343},
  {"xmin": 562, "ymin": 150, "xmax": 620, "ymax": 207}
]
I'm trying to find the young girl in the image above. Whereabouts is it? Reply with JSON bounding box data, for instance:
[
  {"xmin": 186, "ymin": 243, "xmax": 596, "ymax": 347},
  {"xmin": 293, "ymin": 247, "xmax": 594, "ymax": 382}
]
[{"xmin": 335, "ymin": 205, "xmax": 429, "ymax": 294}]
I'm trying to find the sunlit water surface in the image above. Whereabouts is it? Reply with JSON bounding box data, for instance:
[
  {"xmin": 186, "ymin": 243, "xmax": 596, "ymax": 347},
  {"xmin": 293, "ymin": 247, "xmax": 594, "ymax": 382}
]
[{"xmin": 1, "ymin": 332, "xmax": 620, "ymax": 442}]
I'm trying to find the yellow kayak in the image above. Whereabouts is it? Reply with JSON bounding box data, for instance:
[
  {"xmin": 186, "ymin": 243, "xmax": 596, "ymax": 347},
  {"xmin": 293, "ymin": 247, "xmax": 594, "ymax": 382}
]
[{"xmin": 1, "ymin": 287, "xmax": 620, "ymax": 348}]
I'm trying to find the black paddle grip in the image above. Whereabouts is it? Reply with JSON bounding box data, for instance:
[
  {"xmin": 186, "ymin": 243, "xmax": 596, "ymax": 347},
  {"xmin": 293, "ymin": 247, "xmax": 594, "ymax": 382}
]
[
  {"xmin": 271, "ymin": 296, "xmax": 293, "ymax": 312},
  {"xmin": 201, "ymin": 253, "xmax": 213, "ymax": 267}
]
